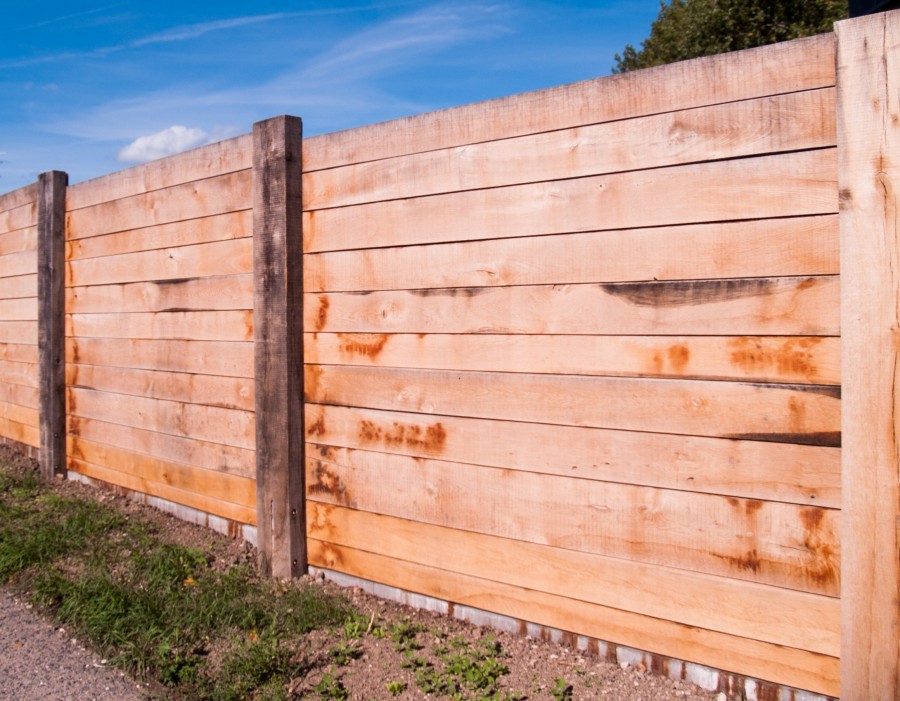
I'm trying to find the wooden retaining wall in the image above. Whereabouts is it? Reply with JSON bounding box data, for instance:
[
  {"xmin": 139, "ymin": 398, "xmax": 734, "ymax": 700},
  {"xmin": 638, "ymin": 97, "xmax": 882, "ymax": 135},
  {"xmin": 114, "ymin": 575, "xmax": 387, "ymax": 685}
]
[{"xmin": 2, "ymin": 12, "xmax": 900, "ymax": 699}]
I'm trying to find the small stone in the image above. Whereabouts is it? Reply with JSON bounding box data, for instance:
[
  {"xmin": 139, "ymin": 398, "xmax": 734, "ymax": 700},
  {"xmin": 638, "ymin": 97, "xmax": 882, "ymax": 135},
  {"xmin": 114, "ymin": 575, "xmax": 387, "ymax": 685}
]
[{"xmin": 715, "ymin": 695, "xmax": 726, "ymax": 701}]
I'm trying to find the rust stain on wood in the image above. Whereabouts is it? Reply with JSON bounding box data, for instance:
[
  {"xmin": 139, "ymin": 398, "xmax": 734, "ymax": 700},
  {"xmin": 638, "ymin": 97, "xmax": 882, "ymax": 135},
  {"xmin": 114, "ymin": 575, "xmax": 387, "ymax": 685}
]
[
  {"xmin": 304, "ymin": 365, "xmax": 323, "ymax": 401},
  {"xmin": 338, "ymin": 333, "xmax": 388, "ymax": 360},
  {"xmin": 800, "ymin": 507, "xmax": 838, "ymax": 588},
  {"xmin": 308, "ymin": 460, "xmax": 353, "ymax": 506},
  {"xmin": 600, "ymin": 278, "xmax": 786, "ymax": 307},
  {"xmin": 357, "ymin": 418, "xmax": 447, "ymax": 455},
  {"xmin": 308, "ymin": 415, "xmax": 326, "ymax": 438},
  {"xmin": 666, "ymin": 344, "xmax": 690, "ymax": 373},
  {"xmin": 728, "ymin": 337, "xmax": 825, "ymax": 381},
  {"xmin": 315, "ymin": 295, "xmax": 329, "ymax": 331}
]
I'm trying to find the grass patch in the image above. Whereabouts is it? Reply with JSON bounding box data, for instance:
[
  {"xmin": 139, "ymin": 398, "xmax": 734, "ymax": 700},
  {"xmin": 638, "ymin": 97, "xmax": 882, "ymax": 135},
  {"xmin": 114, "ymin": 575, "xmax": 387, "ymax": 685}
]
[{"xmin": 0, "ymin": 460, "xmax": 354, "ymax": 700}]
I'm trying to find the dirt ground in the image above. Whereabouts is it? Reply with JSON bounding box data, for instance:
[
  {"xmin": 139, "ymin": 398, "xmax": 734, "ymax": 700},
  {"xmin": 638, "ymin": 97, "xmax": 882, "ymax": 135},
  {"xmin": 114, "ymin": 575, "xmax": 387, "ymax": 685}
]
[{"xmin": 3, "ymin": 454, "xmax": 724, "ymax": 701}]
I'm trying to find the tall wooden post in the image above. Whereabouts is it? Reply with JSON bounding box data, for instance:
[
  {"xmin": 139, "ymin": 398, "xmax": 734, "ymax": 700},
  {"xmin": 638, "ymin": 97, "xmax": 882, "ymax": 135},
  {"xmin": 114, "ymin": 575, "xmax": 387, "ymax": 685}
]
[
  {"xmin": 37, "ymin": 171, "xmax": 67, "ymax": 480},
  {"xmin": 836, "ymin": 11, "xmax": 900, "ymax": 699},
  {"xmin": 252, "ymin": 116, "xmax": 306, "ymax": 578}
]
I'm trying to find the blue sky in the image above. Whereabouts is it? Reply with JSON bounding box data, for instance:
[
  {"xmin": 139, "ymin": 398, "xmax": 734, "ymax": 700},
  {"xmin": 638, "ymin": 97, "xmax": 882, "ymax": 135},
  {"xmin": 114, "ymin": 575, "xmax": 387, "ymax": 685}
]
[{"xmin": 1, "ymin": 1, "xmax": 660, "ymax": 192}]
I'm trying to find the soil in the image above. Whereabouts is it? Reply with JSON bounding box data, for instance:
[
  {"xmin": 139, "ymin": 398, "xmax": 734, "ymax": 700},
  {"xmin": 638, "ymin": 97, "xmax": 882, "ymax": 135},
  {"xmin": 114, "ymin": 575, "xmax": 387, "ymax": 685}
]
[{"xmin": 1, "ymin": 451, "xmax": 723, "ymax": 701}]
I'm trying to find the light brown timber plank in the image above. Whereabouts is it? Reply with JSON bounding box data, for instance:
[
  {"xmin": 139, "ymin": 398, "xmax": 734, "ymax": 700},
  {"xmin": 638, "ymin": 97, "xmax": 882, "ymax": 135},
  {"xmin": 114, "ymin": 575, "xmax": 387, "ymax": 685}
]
[
  {"xmin": 0, "ymin": 297, "xmax": 37, "ymax": 321},
  {"xmin": 66, "ymin": 135, "xmax": 251, "ymax": 210},
  {"xmin": 67, "ymin": 170, "xmax": 251, "ymax": 240},
  {"xmin": 306, "ymin": 276, "xmax": 839, "ymax": 339},
  {"xmin": 67, "ymin": 364, "xmax": 253, "ymax": 411},
  {"xmin": 306, "ymin": 89, "xmax": 836, "ymax": 209},
  {"xmin": 0, "ymin": 416, "xmax": 39, "ymax": 447},
  {"xmin": 68, "ymin": 436, "xmax": 255, "ymax": 508},
  {"xmin": 0, "ymin": 321, "xmax": 37, "ymax": 345},
  {"xmin": 309, "ymin": 503, "xmax": 839, "ymax": 656},
  {"xmin": 304, "ymin": 150, "xmax": 837, "ymax": 253},
  {"xmin": 0, "ymin": 183, "xmax": 38, "ymax": 214},
  {"xmin": 0, "ymin": 227, "xmax": 37, "ymax": 256},
  {"xmin": 0, "ymin": 250, "xmax": 37, "ymax": 279},
  {"xmin": 306, "ymin": 365, "xmax": 840, "ymax": 445},
  {"xmin": 0, "ymin": 343, "xmax": 38, "ymax": 364},
  {"xmin": 0, "ymin": 398, "xmax": 38, "ymax": 428},
  {"xmin": 305, "ymin": 404, "xmax": 840, "ymax": 507},
  {"xmin": 68, "ymin": 457, "xmax": 255, "ymax": 525},
  {"xmin": 304, "ymin": 216, "xmax": 838, "ymax": 293},
  {"xmin": 308, "ymin": 541, "xmax": 838, "ymax": 697},
  {"xmin": 68, "ymin": 415, "xmax": 254, "ymax": 479},
  {"xmin": 306, "ymin": 448, "xmax": 839, "ymax": 595},
  {"xmin": 66, "ymin": 238, "xmax": 251, "ymax": 287},
  {"xmin": 65, "ymin": 338, "xmax": 253, "ymax": 377},
  {"xmin": 66, "ymin": 210, "xmax": 251, "ymax": 261},
  {"xmin": 67, "ymin": 387, "xmax": 254, "ymax": 450},
  {"xmin": 66, "ymin": 274, "xmax": 253, "ymax": 314},
  {"xmin": 305, "ymin": 333, "xmax": 841, "ymax": 386},
  {"xmin": 836, "ymin": 12, "xmax": 900, "ymax": 699},
  {"xmin": 66, "ymin": 310, "xmax": 253, "ymax": 342},
  {"xmin": 0, "ymin": 360, "xmax": 39, "ymax": 388},
  {"xmin": 0, "ymin": 202, "xmax": 37, "ymax": 235},
  {"xmin": 0, "ymin": 274, "xmax": 37, "ymax": 299},
  {"xmin": 304, "ymin": 33, "xmax": 835, "ymax": 170},
  {"xmin": 0, "ymin": 381, "xmax": 38, "ymax": 409}
]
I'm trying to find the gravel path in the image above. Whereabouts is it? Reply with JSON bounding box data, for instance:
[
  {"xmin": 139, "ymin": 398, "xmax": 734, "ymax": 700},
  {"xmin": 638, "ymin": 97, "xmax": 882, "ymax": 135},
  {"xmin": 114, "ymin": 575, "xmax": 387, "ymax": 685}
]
[{"xmin": 0, "ymin": 591, "xmax": 146, "ymax": 701}]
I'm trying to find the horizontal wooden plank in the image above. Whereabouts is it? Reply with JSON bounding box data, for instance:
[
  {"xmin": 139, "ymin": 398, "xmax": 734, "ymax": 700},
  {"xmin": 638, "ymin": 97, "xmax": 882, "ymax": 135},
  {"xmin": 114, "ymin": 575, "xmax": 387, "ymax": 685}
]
[
  {"xmin": 0, "ymin": 398, "xmax": 39, "ymax": 428},
  {"xmin": 304, "ymin": 149, "xmax": 837, "ymax": 253},
  {"xmin": 306, "ymin": 333, "xmax": 841, "ymax": 385},
  {"xmin": 66, "ymin": 310, "xmax": 253, "ymax": 342},
  {"xmin": 66, "ymin": 338, "xmax": 253, "ymax": 377},
  {"xmin": 306, "ymin": 275, "xmax": 839, "ymax": 339},
  {"xmin": 0, "ymin": 321, "xmax": 37, "ymax": 345},
  {"xmin": 306, "ymin": 365, "xmax": 840, "ymax": 445},
  {"xmin": 0, "ymin": 297, "xmax": 36, "ymax": 322},
  {"xmin": 67, "ymin": 386, "xmax": 254, "ymax": 449},
  {"xmin": 68, "ymin": 415, "xmax": 254, "ymax": 479},
  {"xmin": 67, "ymin": 238, "xmax": 252, "ymax": 287},
  {"xmin": 0, "ymin": 201, "xmax": 37, "ymax": 236},
  {"xmin": 0, "ymin": 360, "xmax": 39, "ymax": 388},
  {"xmin": 0, "ymin": 183, "xmax": 38, "ymax": 214},
  {"xmin": 67, "ymin": 170, "xmax": 251, "ymax": 240},
  {"xmin": 304, "ymin": 215, "xmax": 838, "ymax": 293},
  {"xmin": 306, "ymin": 89, "xmax": 836, "ymax": 209},
  {"xmin": 304, "ymin": 405, "xmax": 840, "ymax": 507},
  {"xmin": 309, "ymin": 503, "xmax": 839, "ymax": 655},
  {"xmin": 0, "ymin": 250, "xmax": 37, "ymax": 279},
  {"xmin": 0, "ymin": 381, "xmax": 38, "ymax": 409},
  {"xmin": 67, "ymin": 364, "xmax": 253, "ymax": 411},
  {"xmin": 0, "ymin": 415, "xmax": 39, "ymax": 447},
  {"xmin": 66, "ymin": 274, "xmax": 253, "ymax": 314},
  {"xmin": 0, "ymin": 227, "xmax": 37, "ymax": 257},
  {"xmin": 0, "ymin": 274, "xmax": 37, "ymax": 300},
  {"xmin": 69, "ymin": 457, "xmax": 255, "ymax": 525},
  {"xmin": 69, "ymin": 436, "xmax": 255, "ymax": 508},
  {"xmin": 67, "ymin": 135, "xmax": 251, "ymax": 210},
  {"xmin": 304, "ymin": 33, "xmax": 835, "ymax": 170},
  {"xmin": 308, "ymin": 541, "xmax": 838, "ymax": 696},
  {"xmin": 306, "ymin": 447, "xmax": 840, "ymax": 595},
  {"xmin": 0, "ymin": 343, "xmax": 38, "ymax": 364},
  {"xmin": 67, "ymin": 210, "xmax": 251, "ymax": 262}
]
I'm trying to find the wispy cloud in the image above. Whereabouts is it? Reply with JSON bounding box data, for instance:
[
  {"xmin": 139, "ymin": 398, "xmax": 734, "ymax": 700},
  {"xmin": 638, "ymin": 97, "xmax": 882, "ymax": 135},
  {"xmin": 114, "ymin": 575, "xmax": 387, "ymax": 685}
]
[{"xmin": 117, "ymin": 125, "xmax": 209, "ymax": 163}]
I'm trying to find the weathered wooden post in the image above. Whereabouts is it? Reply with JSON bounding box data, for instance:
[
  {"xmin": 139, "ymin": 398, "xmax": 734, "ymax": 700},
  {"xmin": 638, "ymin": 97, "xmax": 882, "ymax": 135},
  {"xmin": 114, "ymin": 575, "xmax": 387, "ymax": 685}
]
[
  {"xmin": 252, "ymin": 116, "xmax": 306, "ymax": 578},
  {"xmin": 37, "ymin": 170, "xmax": 67, "ymax": 480},
  {"xmin": 836, "ymin": 10, "xmax": 900, "ymax": 699}
]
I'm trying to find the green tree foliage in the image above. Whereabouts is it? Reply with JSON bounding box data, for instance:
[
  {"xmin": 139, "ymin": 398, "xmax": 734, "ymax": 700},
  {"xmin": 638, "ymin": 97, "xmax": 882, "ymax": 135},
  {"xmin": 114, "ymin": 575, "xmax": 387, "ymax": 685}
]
[{"xmin": 613, "ymin": 0, "xmax": 848, "ymax": 73}]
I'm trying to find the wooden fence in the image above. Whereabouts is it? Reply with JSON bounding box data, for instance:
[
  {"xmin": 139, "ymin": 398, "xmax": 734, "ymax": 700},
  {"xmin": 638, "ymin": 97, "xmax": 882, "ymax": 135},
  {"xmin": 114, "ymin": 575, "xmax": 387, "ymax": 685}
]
[{"xmin": 3, "ymin": 11, "xmax": 900, "ymax": 700}]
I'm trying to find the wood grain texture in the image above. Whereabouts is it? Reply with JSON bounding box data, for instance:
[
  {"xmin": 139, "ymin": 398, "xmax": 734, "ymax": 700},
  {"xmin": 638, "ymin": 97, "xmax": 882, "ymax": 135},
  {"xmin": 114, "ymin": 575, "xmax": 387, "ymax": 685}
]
[
  {"xmin": 65, "ymin": 338, "xmax": 253, "ymax": 377},
  {"xmin": 68, "ymin": 415, "xmax": 254, "ymax": 479},
  {"xmin": 305, "ymin": 333, "xmax": 841, "ymax": 385},
  {"xmin": 66, "ymin": 274, "xmax": 253, "ymax": 314},
  {"xmin": 304, "ymin": 215, "xmax": 839, "ymax": 293},
  {"xmin": 66, "ymin": 310, "xmax": 253, "ymax": 342},
  {"xmin": 253, "ymin": 115, "xmax": 305, "ymax": 578},
  {"xmin": 303, "ymin": 149, "xmax": 837, "ymax": 253},
  {"xmin": 0, "ymin": 416, "xmax": 39, "ymax": 447},
  {"xmin": 0, "ymin": 182, "xmax": 38, "ymax": 215},
  {"xmin": 305, "ymin": 276, "xmax": 839, "ymax": 337},
  {"xmin": 66, "ymin": 238, "xmax": 251, "ymax": 287},
  {"xmin": 0, "ymin": 251, "xmax": 38, "ymax": 279},
  {"xmin": 305, "ymin": 446, "xmax": 840, "ymax": 595},
  {"xmin": 0, "ymin": 202, "xmax": 37, "ymax": 235},
  {"xmin": 66, "ymin": 169, "xmax": 251, "ymax": 240},
  {"xmin": 836, "ymin": 12, "xmax": 900, "ymax": 700},
  {"xmin": 305, "ymin": 89, "xmax": 836, "ymax": 209},
  {"xmin": 66, "ymin": 135, "xmax": 251, "ymax": 210},
  {"xmin": 0, "ymin": 274, "xmax": 38, "ymax": 300},
  {"xmin": 66, "ymin": 364, "xmax": 254, "ymax": 411},
  {"xmin": 0, "ymin": 361, "xmax": 40, "ymax": 389},
  {"xmin": 0, "ymin": 227, "xmax": 37, "ymax": 256},
  {"xmin": 0, "ymin": 298, "xmax": 38, "ymax": 321},
  {"xmin": 308, "ymin": 503, "xmax": 839, "ymax": 655},
  {"xmin": 66, "ymin": 210, "xmax": 251, "ymax": 261},
  {"xmin": 67, "ymin": 387, "xmax": 254, "ymax": 450},
  {"xmin": 303, "ymin": 33, "xmax": 835, "ymax": 170},
  {"xmin": 0, "ymin": 343, "xmax": 38, "ymax": 364},
  {"xmin": 38, "ymin": 170, "xmax": 67, "ymax": 478},
  {"xmin": 308, "ymin": 541, "xmax": 839, "ymax": 696},
  {"xmin": 0, "ymin": 381, "xmax": 39, "ymax": 409},
  {"xmin": 0, "ymin": 321, "xmax": 38, "ymax": 344},
  {"xmin": 304, "ymin": 404, "xmax": 840, "ymax": 507}
]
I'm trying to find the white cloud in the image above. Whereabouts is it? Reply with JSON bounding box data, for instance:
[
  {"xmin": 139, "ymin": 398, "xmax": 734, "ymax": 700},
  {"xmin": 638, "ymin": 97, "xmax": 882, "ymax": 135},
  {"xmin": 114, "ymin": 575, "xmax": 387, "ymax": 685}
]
[{"xmin": 117, "ymin": 125, "xmax": 208, "ymax": 163}]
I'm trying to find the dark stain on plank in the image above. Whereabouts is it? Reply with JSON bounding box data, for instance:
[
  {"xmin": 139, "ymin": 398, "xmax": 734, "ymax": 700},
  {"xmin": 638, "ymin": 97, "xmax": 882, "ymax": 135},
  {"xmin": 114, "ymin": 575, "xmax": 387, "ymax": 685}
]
[
  {"xmin": 599, "ymin": 277, "xmax": 812, "ymax": 307},
  {"xmin": 315, "ymin": 295, "xmax": 330, "ymax": 331},
  {"xmin": 307, "ymin": 460, "xmax": 353, "ymax": 506},
  {"xmin": 409, "ymin": 287, "xmax": 490, "ymax": 298},
  {"xmin": 728, "ymin": 336, "xmax": 827, "ymax": 381},
  {"xmin": 724, "ymin": 431, "xmax": 841, "ymax": 447},
  {"xmin": 357, "ymin": 418, "xmax": 447, "ymax": 455},
  {"xmin": 741, "ymin": 381, "xmax": 841, "ymax": 399},
  {"xmin": 338, "ymin": 333, "xmax": 388, "ymax": 360}
]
